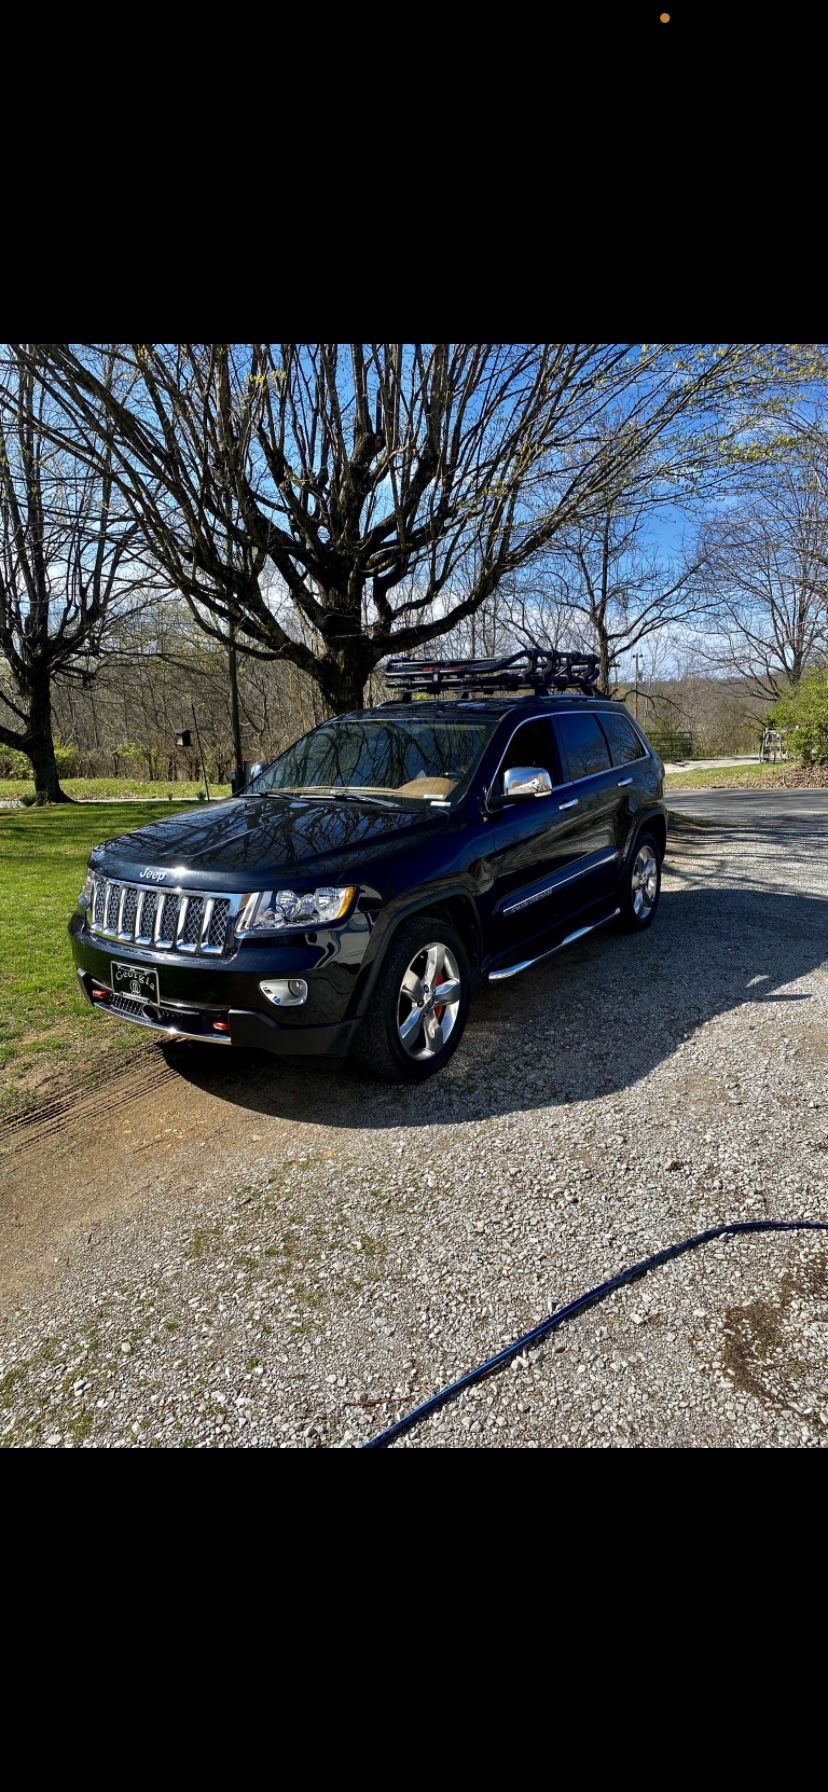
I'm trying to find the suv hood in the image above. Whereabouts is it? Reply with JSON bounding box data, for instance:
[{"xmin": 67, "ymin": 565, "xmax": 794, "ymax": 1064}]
[{"xmin": 91, "ymin": 794, "xmax": 450, "ymax": 889}]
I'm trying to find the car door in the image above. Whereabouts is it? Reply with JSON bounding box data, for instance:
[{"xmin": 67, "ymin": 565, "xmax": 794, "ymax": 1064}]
[
  {"xmin": 550, "ymin": 710, "xmax": 626, "ymax": 909},
  {"xmin": 482, "ymin": 715, "xmax": 604, "ymax": 956}
]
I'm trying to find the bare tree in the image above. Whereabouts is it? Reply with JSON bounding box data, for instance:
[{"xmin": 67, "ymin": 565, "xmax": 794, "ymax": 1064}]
[
  {"xmin": 503, "ymin": 491, "xmax": 705, "ymax": 693},
  {"xmin": 697, "ymin": 453, "xmax": 828, "ymax": 700},
  {"xmin": 24, "ymin": 343, "xmax": 762, "ymax": 717},
  {"xmin": 0, "ymin": 347, "xmax": 146, "ymax": 801}
]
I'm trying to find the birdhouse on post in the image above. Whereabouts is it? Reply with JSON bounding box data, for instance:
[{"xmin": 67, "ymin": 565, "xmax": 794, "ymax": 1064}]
[{"xmin": 175, "ymin": 727, "xmax": 192, "ymax": 749}]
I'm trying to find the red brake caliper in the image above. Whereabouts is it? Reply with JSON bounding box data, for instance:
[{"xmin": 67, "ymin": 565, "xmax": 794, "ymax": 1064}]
[{"xmin": 433, "ymin": 967, "xmax": 446, "ymax": 1021}]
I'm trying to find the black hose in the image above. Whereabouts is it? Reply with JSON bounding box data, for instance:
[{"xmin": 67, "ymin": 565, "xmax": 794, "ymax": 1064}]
[{"xmin": 362, "ymin": 1217, "xmax": 828, "ymax": 1450}]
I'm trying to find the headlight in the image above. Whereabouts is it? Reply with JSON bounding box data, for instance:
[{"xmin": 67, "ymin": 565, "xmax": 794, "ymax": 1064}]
[
  {"xmin": 238, "ymin": 887, "xmax": 356, "ymax": 933},
  {"xmin": 78, "ymin": 870, "xmax": 94, "ymax": 910}
]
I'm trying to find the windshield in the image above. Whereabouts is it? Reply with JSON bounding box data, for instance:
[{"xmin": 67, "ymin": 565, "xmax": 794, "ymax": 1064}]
[{"xmin": 247, "ymin": 714, "xmax": 496, "ymax": 805}]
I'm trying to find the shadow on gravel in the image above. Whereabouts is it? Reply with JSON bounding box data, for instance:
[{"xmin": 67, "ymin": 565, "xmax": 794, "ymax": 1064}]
[
  {"xmin": 164, "ymin": 882, "xmax": 828, "ymax": 1130},
  {"xmin": 669, "ymin": 804, "xmax": 828, "ymax": 850}
]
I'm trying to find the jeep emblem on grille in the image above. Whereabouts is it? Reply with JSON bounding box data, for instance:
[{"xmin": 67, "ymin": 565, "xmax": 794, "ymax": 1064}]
[{"xmin": 140, "ymin": 867, "xmax": 169, "ymax": 883}]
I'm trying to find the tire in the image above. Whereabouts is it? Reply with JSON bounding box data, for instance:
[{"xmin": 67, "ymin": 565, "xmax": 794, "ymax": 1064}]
[
  {"xmin": 617, "ymin": 832, "xmax": 662, "ymax": 932},
  {"xmin": 351, "ymin": 914, "xmax": 472, "ymax": 1082}
]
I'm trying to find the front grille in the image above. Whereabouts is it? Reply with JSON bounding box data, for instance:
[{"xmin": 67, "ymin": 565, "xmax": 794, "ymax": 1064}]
[{"xmin": 86, "ymin": 876, "xmax": 237, "ymax": 956}]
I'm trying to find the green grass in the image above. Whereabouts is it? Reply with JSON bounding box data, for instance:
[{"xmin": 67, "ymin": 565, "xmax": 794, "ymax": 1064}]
[
  {"xmin": 0, "ymin": 800, "xmax": 206, "ymax": 1115},
  {"xmin": 665, "ymin": 762, "xmax": 805, "ymax": 790},
  {"xmin": 0, "ymin": 776, "xmax": 231, "ymax": 802}
]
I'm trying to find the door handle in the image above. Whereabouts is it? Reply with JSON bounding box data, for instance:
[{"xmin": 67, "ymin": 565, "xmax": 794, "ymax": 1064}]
[
  {"xmin": 559, "ymin": 798, "xmax": 579, "ymax": 810},
  {"xmin": 617, "ymin": 777, "xmax": 633, "ymax": 787}
]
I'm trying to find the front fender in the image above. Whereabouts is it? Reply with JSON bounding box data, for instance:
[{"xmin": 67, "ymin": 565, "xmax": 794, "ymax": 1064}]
[{"xmin": 345, "ymin": 882, "xmax": 483, "ymax": 1019}]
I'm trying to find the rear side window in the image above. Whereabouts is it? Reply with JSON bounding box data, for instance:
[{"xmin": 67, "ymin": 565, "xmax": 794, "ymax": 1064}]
[
  {"xmin": 598, "ymin": 710, "xmax": 646, "ymax": 768},
  {"xmin": 554, "ymin": 712, "xmax": 612, "ymax": 780}
]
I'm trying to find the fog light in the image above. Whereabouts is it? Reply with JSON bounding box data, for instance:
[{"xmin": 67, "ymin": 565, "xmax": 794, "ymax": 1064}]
[{"xmin": 259, "ymin": 978, "xmax": 308, "ymax": 1007}]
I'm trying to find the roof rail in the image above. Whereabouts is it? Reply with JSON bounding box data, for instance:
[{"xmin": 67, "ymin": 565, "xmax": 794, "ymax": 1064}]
[{"xmin": 384, "ymin": 647, "xmax": 600, "ymax": 698}]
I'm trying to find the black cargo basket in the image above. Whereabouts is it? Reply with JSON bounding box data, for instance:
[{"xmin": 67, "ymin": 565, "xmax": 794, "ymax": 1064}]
[{"xmin": 384, "ymin": 647, "xmax": 600, "ymax": 698}]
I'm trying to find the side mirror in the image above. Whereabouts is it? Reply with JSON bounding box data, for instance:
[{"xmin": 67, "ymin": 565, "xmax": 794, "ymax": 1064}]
[
  {"xmin": 487, "ymin": 765, "xmax": 553, "ymax": 812},
  {"xmin": 231, "ymin": 760, "xmax": 266, "ymax": 795},
  {"xmin": 503, "ymin": 766, "xmax": 553, "ymax": 800}
]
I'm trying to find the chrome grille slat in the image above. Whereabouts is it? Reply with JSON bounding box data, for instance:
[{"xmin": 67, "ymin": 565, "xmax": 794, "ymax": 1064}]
[{"xmin": 85, "ymin": 878, "xmax": 238, "ymax": 956}]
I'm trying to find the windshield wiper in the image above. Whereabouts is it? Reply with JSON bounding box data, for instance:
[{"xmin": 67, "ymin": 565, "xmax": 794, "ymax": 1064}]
[
  {"xmin": 264, "ymin": 786, "xmax": 402, "ymax": 811},
  {"xmin": 321, "ymin": 790, "xmax": 402, "ymax": 811}
]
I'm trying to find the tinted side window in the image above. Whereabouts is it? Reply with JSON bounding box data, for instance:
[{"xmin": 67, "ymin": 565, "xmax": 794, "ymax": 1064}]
[
  {"xmin": 554, "ymin": 713, "xmax": 612, "ymax": 780},
  {"xmin": 500, "ymin": 718, "xmax": 562, "ymax": 783},
  {"xmin": 598, "ymin": 710, "xmax": 646, "ymax": 768}
]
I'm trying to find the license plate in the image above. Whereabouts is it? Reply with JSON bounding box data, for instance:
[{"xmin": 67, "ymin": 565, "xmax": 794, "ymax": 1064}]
[{"xmin": 111, "ymin": 962, "xmax": 160, "ymax": 1004}]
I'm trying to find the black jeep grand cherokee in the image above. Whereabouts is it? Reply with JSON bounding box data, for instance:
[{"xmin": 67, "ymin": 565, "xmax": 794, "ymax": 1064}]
[{"xmin": 70, "ymin": 651, "xmax": 666, "ymax": 1082}]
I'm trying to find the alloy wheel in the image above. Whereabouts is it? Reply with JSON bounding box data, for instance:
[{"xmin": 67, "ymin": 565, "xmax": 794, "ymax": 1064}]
[
  {"xmin": 631, "ymin": 843, "xmax": 659, "ymax": 918},
  {"xmin": 397, "ymin": 942, "xmax": 462, "ymax": 1060}
]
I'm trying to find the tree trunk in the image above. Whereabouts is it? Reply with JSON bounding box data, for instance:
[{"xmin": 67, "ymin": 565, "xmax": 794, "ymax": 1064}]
[
  {"xmin": 318, "ymin": 650, "xmax": 369, "ymax": 718},
  {"xmin": 228, "ymin": 621, "xmax": 244, "ymax": 780},
  {"xmin": 598, "ymin": 633, "xmax": 611, "ymax": 696},
  {"xmin": 27, "ymin": 677, "xmax": 72, "ymax": 804}
]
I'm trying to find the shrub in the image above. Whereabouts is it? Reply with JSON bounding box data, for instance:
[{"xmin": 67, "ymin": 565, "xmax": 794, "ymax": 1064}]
[
  {"xmin": 53, "ymin": 739, "xmax": 80, "ymax": 777},
  {"xmin": 19, "ymin": 792, "xmax": 36, "ymax": 806},
  {"xmin": 769, "ymin": 669, "xmax": 828, "ymax": 765},
  {"xmin": 113, "ymin": 740, "xmax": 144, "ymax": 772},
  {"xmin": 0, "ymin": 747, "xmax": 32, "ymax": 778}
]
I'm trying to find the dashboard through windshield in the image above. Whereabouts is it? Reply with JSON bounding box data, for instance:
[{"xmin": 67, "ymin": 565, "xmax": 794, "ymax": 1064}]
[{"xmin": 247, "ymin": 714, "xmax": 497, "ymax": 805}]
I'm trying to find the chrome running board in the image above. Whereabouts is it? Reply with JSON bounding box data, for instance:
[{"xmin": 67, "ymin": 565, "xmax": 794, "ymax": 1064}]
[{"xmin": 488, "ymin": 909, "xmax": 621, "ymax": 982}]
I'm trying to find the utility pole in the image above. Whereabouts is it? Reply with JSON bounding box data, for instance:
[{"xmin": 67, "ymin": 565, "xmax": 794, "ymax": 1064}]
[
  {"xmin": 634, "ymin": 652, "xmax": 641, "ymax": 723},
  {"xmin": 191, "ymin": 700, "xmax": 211, "ymax": 801},
  {"xmin": 228, "ymin": 618, "xmax": 243, "ymax": 789}
]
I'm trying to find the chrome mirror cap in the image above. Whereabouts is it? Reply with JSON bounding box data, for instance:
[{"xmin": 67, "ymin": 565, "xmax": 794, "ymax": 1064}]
[{"xmin": 502, "ymin": 765, "xmax": 553, "ymax": 801}]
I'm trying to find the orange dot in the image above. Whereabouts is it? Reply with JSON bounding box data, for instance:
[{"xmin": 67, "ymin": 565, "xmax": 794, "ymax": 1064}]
[{"xmin": 660, "ymin": 9, "xmax": 671, "ymax": 19}]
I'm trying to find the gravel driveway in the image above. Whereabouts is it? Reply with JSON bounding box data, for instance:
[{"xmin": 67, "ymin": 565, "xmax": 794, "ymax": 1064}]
[{"xmin": 2, "ymin": 807, "xmax": 827, "ymax": 1448}]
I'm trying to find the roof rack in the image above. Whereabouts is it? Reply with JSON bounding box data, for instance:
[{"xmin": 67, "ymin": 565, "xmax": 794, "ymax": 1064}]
[{"xmin": 384, "ymin": 647, "xmax": 600, "ymax": 698}]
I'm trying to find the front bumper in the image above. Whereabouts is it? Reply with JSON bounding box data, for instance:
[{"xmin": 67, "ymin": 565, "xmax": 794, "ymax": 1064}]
[{"xmin": 69, "ymin": 913, "xmax": 360, "ymax": 1058}]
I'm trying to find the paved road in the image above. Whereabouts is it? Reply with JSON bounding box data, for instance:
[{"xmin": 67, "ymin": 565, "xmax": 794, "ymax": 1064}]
[
  {"xmin": 664, "ymin": 756, "xmax": 759, "ymax": 773},
  {"xmin": 668, "ymin": 787, "xmax": 828, "ymax": 826}
]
